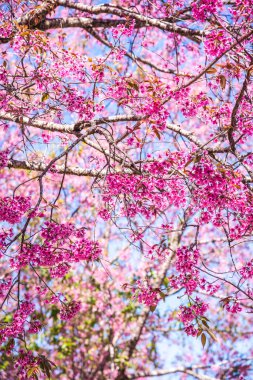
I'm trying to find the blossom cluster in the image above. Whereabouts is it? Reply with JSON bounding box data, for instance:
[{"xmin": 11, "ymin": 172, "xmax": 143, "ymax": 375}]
[
  {"xmin": 179, "ymin": 299, "xmax": 208, "ymax": 336},
  {"xmin": 239, "ymin": 260, "xmax": 253, "ymax": 279},
  {"xmin": 0, "ymin": 150, "xmax": 9, "ymax": 168},
  {"xmin": 101, "ymin": 171, "xmax": 186, "ymax": 220},
  {"xmin": 112, "ymin": 20, "xmax": 135, "ymax": 39},
  {"xmin": 204, "ymin": 30, "xmax": 232, "ymax": 56},
  {"xmin": 0, "ymin": 301, "xmax": 35, "ymax": 344},
  {"xmin": 59, "ymin": 300, "xmax": 82, "ymax": 321},
  {"xmin": 11, "ymin": 222, "xmax": 101, "ymax": 272},
  {"xmin": 192, "ymin": 0, "xmax": 222, "ymax": 21},
  {"xmin": 0, "ymin": 275, "xmax": 12, "ymax": 298},
  {"xmin": 0, "ymin": 196, "xmax": 31, "ymax": 224},
  {"xmin": 169, "ymin": 247, "xmax": 201, "ymax": 294},
  {"xmin": 133, "ymin": 280, "xmax": 161, "ymax": 307}
]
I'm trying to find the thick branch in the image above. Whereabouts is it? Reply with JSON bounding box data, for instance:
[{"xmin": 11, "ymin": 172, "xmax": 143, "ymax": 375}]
[
  {"xmin": 165, "ymin": 122, "xmax": 229, "ymax": 153},
  {"xmin": 56, "ymin": 0, "xmax": 203, "ymax": 42},
  {"xmin": 132, "ymin": 357, "xmax": 253, "ymax": 380},
  {"xmin": 130, "ymin": 367, "xmax": 217, "ymax": 380},
  {"xmin": 228, "ymin": 61, "xmax": 253, "ymax": 152},
  {"xmin": 0, "ymin": 0, "xmax": 57, "ymax": 43},
  {"xmin": 39, "ymin": 17, "xmax": 129, "ymax": 30},
  {"xmin": 0, "ymin": 111, "xmax": 142, "ymax": 134},
  {"xmin": 38, "ymin": 17, "xmax": 160, "ymax": 30},
  {"xmin": 0, "ymin": 111, "xmax": 228, "ymax": 153},
  {"xmin": 18, "ymin": 0, "xmax": 57, "ymax": 27},
  {"xmin": 6, "ymin": 158, "xmax": 104, "ymax": 177}
]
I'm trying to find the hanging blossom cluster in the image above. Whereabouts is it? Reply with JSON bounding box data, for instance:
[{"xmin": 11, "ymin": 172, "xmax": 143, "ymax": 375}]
[
  {"xmin": 179, "ymin": 299, "xmax": 209, "ymax": 336},
  {"xmin": 0, "ymin": 196, "xmax": 31, "ymax": 224},
  {"xmin": 133, "ymin": 280, "xmax": 161, "ymax": 308},
  {"xmin": 239, "ymin": 260, "xmax": 253, "ymax": 279},
  {"xmin": 0, "ymin": 275, "xmax": 12, "ymax": 298},
  {"xmin": 188, "ymin": 157, "xmax": 250, "ymax": 231},
  {"xmin": 191, "ymin": 0, "xmax": 223, "ymax": 21},
  {"xmin": 0, "ymin": 12, "xmax": 13, "ymax": 39},
  {"xmin": 14, "ymin": 351, "xmax": 40, "ymax": 380},
  {"xmin": 170, "ymin": 246, "xmax": 220, "ymax": 296},
  {"xmin": 112, "ymin": 19, "xmax": 135, "ymax": 39},
  {"xmin": 11, "ymin": 222, "xmax": 101, "ymax": 273},
  {"xmin": 1, "ymin": 290, "xmax": 81, "ymax": 348},
  {"xmin": 0, "ymin": 229, "xmax": 12, "ymax": 253},
  {"xmin": 59, "ymin": 300, "xmax": 82, "ymax": 321},
  {"xmin": 100, "ymin": 170, "xmax": 186, "ymax": 220},
  {"xmin": 0, "ymin": 149, "xmax": 8, "ymax": 167},
  {"xmin": 0, "ymin": 301, "xmax": 35, "ymax": 344},
  {"xmin": 170, "ymin": 246, "xmax": 201, "ymax": 295},
  {"xmin": 224, "ymin": 301, "xmax": 243, "ymax": 314},
  {"xmin": 107, "ymin": 79, "xmax": 170, "ymax": 132},
  {"xmin": 204, "ymin": 29, "xmax": 232, "ymax": 56},
  {"xmin": 13, "ymin": 350, "xmax": 55, "ymax": 380},
  {"xmin": 100, "ymin": 154, "xmax": 253, "ymax": 239}
]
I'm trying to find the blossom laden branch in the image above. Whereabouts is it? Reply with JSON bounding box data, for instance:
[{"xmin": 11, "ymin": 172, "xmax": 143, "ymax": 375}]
[
  {"xmin": 0, "ymin": 0, "xmax": 57, "ymax": 43},
  {"xmin": 6, "ymin": 158, "xmax": 105, "ymax": 177},
  {"xmin": 56, "ymin": 0, "xmax": 204, "ymax": 42}
]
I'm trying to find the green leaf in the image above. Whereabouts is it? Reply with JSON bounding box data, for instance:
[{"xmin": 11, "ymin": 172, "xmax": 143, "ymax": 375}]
[
  {"xmin": 27, "ymin": 366, "xmax": 41, "ymax": 379},
  {"xmin": 47, "ymin": 359, "xmax": 56, "ymax": 367},
  {"xmin": 39, "ymin": 355, "xmax": 57, "ymax": 378},
  {"xmin": 41, "ymin": 93, "xmax": 49, "ymax": 102},
  {"xmin": 206, "ymin": 328, "xmax": 218, "ymax": 342},
  {"xmin": 201, "ymin": 333, "xmax": 206, "ymax": 348},
  {"xmin": 202, "ymin": 320, "xmax": 209, "ymax": 328},
  {"xmin": 44, "ymin": 362, "xmax": 51, "ymax": 378},
  {"xmin": 126, "ymin": 78, "xmax": 139, "ymax": 91},
  {"xmin": 150, "ymin": 305, "xmax": 157, "ymax": 312},
  {"xmin": 201, "ymin": 316, "xmax": 210, "ymax": 322},
  {"xmin": 219, "ymin": 75, "xmax": 226, "ymax": 90},
  {"xmin": 184, "ymin": 157, "xmax": 194, "ymax": 168},
  {"xmin": 163, "ymin": 277, "xmax": 169, "ymax": 287},
  {"xmin": 153, "ymin": 127, "xmax": 161, "ymax": 140},
  {"xmin": 193, "ymin": 155, "xmax": 201, "ymax": 164},
  {"xmin": 159, "ymin": 291, "xmax": 166, "ymax": 302},
  {"xmin": 206, "ymin": 67, "xmax": 217, "ymax": 74}
]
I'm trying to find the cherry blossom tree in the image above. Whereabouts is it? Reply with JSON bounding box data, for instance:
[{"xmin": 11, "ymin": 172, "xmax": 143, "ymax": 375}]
[{"xmin": 0, "ymin": 0, "xmax": 253, "ymax": 378}]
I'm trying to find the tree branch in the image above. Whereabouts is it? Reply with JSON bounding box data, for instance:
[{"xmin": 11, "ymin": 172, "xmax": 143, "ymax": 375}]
[
  {"xmin": 228, "ymin": 60, "xmax": 253, "ymax": 152},
  {"xmin": 56, "ymin": 0, "xmax": 203, "ymax": 42},
  {"xmin": 6, "ymin": 158, "xmax": 104, "ymax": 177},
  {"xmin": 130, "ymin": 366, "xmax": 217, "ymax": 380},
  {"xmin": 0, "ymin": 111, "xmax": 229, "ymax": 154},
  {"xmin": 6, "ymin": 157, "xmax": 142, "ymax": 177},
  {"xmin": 0, "ymin": 0, "xmax": 57, "ymax": 43},
  {"xmin": 0, "ymin": 111, "xmax": 142, "ymax": 134}
]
